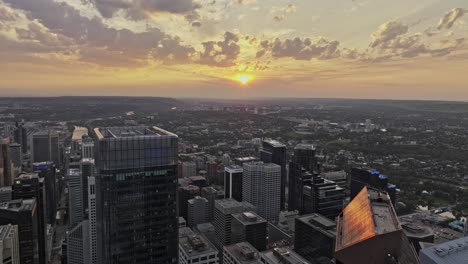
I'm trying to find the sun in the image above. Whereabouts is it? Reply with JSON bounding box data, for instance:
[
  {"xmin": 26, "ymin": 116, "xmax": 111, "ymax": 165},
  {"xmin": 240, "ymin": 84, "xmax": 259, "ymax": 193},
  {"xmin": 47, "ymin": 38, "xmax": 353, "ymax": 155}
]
[{"xmin": 236, "ymin": 75, "xmax": 252, "ymax": 85}]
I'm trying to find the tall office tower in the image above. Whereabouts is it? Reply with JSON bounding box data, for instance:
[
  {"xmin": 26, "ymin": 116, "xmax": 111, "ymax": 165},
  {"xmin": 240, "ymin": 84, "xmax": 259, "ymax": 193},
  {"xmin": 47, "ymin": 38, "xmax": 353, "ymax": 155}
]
[
  {"xmin": 302, "ymin": 175, "xmax": 345, "ymax": 219},
  {"xmin": 81, "ymin": 140, "xmax": 94, "ymax": 159},
  {"xmin": 224, "ymin": 165, "xmax": 243, "ymax": 201},
  {"xmin": 223, "ymin": 242, "xmax": 259, "ymax": 264},
  {"xmin": 0, "ymin": 187, "xmax": 11, "ymax": 203},
  {"xmin": 183, "ymin": 162, "xmax": 197, "ymax": 178},
  {"xmin": 334, "ymin": 187, "xmax": 419, "ymax": 264},
  {"xmin": 179, "ymin": 227, "xmax": 219, "ymax": 264},
  {"xmin": 13, "ymin": 122, "xmax": 28, "ymax": 154},
  {"xmin": 94, "ymin": 126, "xmax": 178, "ymax": 264},
  {"xmin": 66, "ymin": 220, "xmax": 90, "ymax": 264},
  {"xmin": 201, "ymin": 187, "xmax": 224, "ymax": 221},
  {"xmin": 32, "ymin": 131, "xmax": 60, "ymax": 166},
  {"xmin": 68, "ymin": 169, "xmax": 83, "ymax": 226},
  {"xmin": 12, "ymin": 173, "xmax": 47, "ymax": 264},
  {"xmin": 243, "ymin": 162, "xmax": 281, "ymax": 223},
  {"xmin": 260, "ymin": 140, "xmax": 287, "ymax": 210},
  {"xmin": 288, "ymin": 144, "xmax": 316, "ymax": 212},
  {"xmin": 32, "ymin": 162, "xmax": 56, "ymax": 225},
  {"xmin": 294, "ymin": 213, "xmax": 336, "ymax": 263},
  {"xmin": 9, "ymin": 143, "xmax": 22, "ymax": 168},
  {"xmin": 222, "ymin": 154, "xmax": 231, "ymax": 167},
  {"xmin": 350, "ymin": 167, "xmax": 397, "ymax": 205},
  {"xmin": 0, "ymin": 138, "xmax": 13, "ymax": 187},
  {"xmin": 419, "ymin": 236, "xmax": 468, "ymax": 264},
  {"xmin": 3, "ymin": 124, "xmax": 15, "ymax": 139},
  {"xmin": 178, "ymin": 185, "xmax": 200, "ymax": 221},
  {"xmin": 0, "ymin": 199, "xmax": 40, "ymax": 264},
  {"xmin": 321, "ymin": 171, "xmax": 348, "ymax": 189},
  {"xmin": 206, "ymin": 161, "xmax": 219, "ymax": 184},
  {"xmin": 231, "ymin": 212, "xmax": 267, "ymax": 251},
  {"xmin": 0, "ymin": 224, "xmax": 20, "ymax": 264},
  {"xmin": 187, "ymin": 196, "xmax": 209, "ymax": 228},
  {"xmin": 259, "ymin": 248, "xmax": 311, "ymax": 264},
  {"xmin": 87, "ymin": 176, "xmax": 98, "ymax": 264},
  {"xmin": 80, "ymin": 158, "xmax": 94, "ymax": 217},
  {"xmin": 213, "ymin": 199, "xmax": 245, "ymax": 251}
]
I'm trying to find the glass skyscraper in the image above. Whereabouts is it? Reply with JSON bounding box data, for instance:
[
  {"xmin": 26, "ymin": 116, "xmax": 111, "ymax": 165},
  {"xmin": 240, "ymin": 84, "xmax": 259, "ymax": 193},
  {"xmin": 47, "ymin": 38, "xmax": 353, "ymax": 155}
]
[{"xmin": 94, "ymin": 126, "xmax": 178, "ymax": 264}]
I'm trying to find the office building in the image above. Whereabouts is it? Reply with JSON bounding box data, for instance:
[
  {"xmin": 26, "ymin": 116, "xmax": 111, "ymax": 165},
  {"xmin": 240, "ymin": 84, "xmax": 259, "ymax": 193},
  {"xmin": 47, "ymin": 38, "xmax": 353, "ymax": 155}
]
[
  {"xmin": 13, "ymin": 122, "xmax": 27, "ymax": 154},
  {"xmin": 350, "ymin": 167, "xmax": 397, "ymax": 205},
  {"xmin": 0, "ymin": 199, "xmax": 41, "ymax": 264},
  {"xmin": 334, "ymin": 187, "xmax": 419, "ymax": 264},
  {"xmin": 213, "ymin": 199, "xmax": 245, "ymax": 251},
  {"xmin": 80, "ymin": 159, "xmax": 94, "ymax": 217},
  {"xmin": 223, "ymin": 242, "xmax": 259, "ymax": 264},
  {"xmin": 179, "ymin": 227, "xmax": 219, "ymax": 264},
  {"xmin": 233, "ymin": 157, "xmax": 258, "ymax": 167},
  {"xmin": 222, "ymin": 154, "xmax": 231, "ymax": 167},
  {"xmin": 206, "ymin": 161, "xmax": 219, "ymax": 184},
  {"xmin": 0, "ymin": 187, "xmax": 11, "ymax": 203},
  {"xmin": 0, "ymin": 138, "xmax": 13, "ymax": 187},
  {"xmin": 183, "ymin": 162, "xmax": 197, "ymax": 178},
  {"xmin": 231, "ymin": 211, "xmax": 267, "ymax": 251},
  {"xmin": 224, "ymin": 166, "xmax": 243, "ymax": 202},
  {"xmin": 188, "ymin": 196, "xmax": 210, "ymax": 228},
  {"xmin": 0, "ymin": 224, "xmax": 20, "ymax": 264},
  {"xmin": 302, "ymin": 175, "xmax": 345, "ymax": 219},
  {"xmin": 419, "ymin": 236, "xmax": 468, "ymax": 264},
  {"xmin": 295, "ymin": 213, "xmax": 336, "ymax": 263},
  {"xmin": 94, "ymin": 126, "xmax": 178, "ymax": 264},
  {"xmin": 201, "ymin": 186, "xmax": 224, "ymax": 222},
  {"xmin": 9, "ymin": 143, "xmax": 22, "ymax": 169},
  {"xmin": 288, "ymin": 144, "xmax": 316, "ymax": 212},
  {"xmin": 68, "ymin": 169, "xmax": 83, "ymax": 226},
  {"xmin": 243, "ymin": 162, "xmax": 281, "ymax": 223},
  {"xmin": 87, "ymin": 176, "xmax": 98, "ymax": 264},
  {"xmin": 260, "ymin": 140, "xmax": 287, "ymax": 210},
  {"xmin": 31, "ymin": 131, "xmax": 60, "ymax": 166},
  {"xmin": 178, "ymin": 185, "xmax": 200, "ymax": 221},
  {"xmin": 66, "ymin": 220, "xmax": 90, "ymax": 264},
  {"xmin": 259, "ymin": 247, "xmax": 310, "ymax": 264},
  {"xmin": 32, "ymin": 162, "xmax": 57, "ymax": 225},
  {"xmin": 81, "ymin": 139, "xmax": 94, "ymax": 159}
]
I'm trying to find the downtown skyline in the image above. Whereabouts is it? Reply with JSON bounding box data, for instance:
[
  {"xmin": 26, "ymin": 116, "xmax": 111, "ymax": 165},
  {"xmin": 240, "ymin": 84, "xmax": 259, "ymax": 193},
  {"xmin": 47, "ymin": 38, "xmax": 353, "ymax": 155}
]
[{"xmin": 0, "ymin": 0, "xmax": 468, "ymax": 100}]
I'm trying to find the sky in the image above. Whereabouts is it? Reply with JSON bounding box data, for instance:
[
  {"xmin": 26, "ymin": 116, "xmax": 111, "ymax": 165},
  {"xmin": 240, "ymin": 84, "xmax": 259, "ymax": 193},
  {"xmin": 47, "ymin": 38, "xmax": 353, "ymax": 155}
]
[{"xmin": 0, "ymin": 0, "xmax": 468, "ymax": 100}]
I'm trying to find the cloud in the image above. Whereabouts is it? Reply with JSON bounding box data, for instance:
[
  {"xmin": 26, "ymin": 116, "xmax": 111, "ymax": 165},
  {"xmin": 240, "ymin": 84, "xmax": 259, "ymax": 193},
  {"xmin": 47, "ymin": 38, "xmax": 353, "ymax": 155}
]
[
  {"xmin": 257, "ymin": 37, "xmax": 341, "ymax": 61},
  {"xmin": 86, "ymin": 0, "xmax": 201, "ymax": 20},
  {"xmin": 3, "ymin": 0, "xmax": 195, "ymax": 66},
  {"xmin": 0, "ymin": 6, "xmax": 20, "ymax": 22},
  {"xmin": 437, "ymin": 8, "xmax": 468, "ymax": 30},
  {"xmin": 270, "ymin": 4, "xmax": 296, "ymax": 22},
  {"xmin": 370, "ymin": 21, "xmax": 408, "ymax": 48},
  {"xmin": 198, "ymin": 32, "xmax": 240, "ymax": 67},
  {"xmin": 234, "ymin": 0, "xmax": 257, "ymax": 5}
]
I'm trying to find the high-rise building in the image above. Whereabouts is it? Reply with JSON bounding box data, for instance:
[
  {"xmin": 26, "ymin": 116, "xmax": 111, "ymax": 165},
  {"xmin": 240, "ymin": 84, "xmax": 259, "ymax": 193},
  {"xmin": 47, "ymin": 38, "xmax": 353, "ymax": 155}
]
[
  {"xmin": 224, "ymin": 166, "xmax": 243, "ymax": 202},
  {"xmin": 81, "ymin": 139, "xmax": 94, "ymax": 159},
  {"xmin": 321, "ymin": 171, "xmax": 348, "ymax": 189},
  {"xmin": 13, "ymin": 122, "xmax": 28, "ymax": 154},
  {"xmin": 179, "ymin": 227, "xmax": 219, "ymax": 264},
  {"xmin": 206, "ymin": 161, "xmax": 219, "ymax": 184},
  {"xmin": 0, "ymin": 199, "xmax": 40, "ymax": 264},
  {"xmin": 222, "ymin": 154, "xmax": 231, "ymax": 167},
  {"xmin": 12, "ymin": 173, "xmax": 47, "ymax": 264},
  {"xmin": 350, "ymin": 167, "xmax": 397, "ymax": 205},
  {"xmin": 243, "ymin": 162, "xmax": 281, "ymax": 223},
  {"xmin": 32, "ymin": 162, "xmax": 57, "ymax": 225},
  {"xmin": 213, "ymin": 199, "xmax": 245, "ymax": 251},
  {"xmin": 66, "ymin": 220, "xmax": 90, "ymax": 264},
  {"xmin": 9, "ymin": 143, "xmax": 22, "ymax": 169},
  {"xmin": 0, "ymin": 138, "xmax": 13, "ymax": 187},
  {"xmin": 0, "ymin": 224, "xmax": 20, "ymax": 264},
  {"xmin": 334, "ymin": 187, "xmax": 419, "ymax": 264},
  {"xmin": 201, "ymin": 187, "xmax": 224, "ymax": 222},
  {"xmin": 288, "ymin": 144, "xmax": 316, "ymax": 212},
  {"xmin": 294, "ymin": 213, "xmax": 336, "ymax": 263},
  {"xmin": 260, "ymin": 140, "xmax": 287, "ymax": 210},
  {"xmin": 94, "ymin": 126, "xmax": 178, "ymax": 264},
  {"xmin": 231, "ymin": 212, "xmax": 267, "ymax": 251},
  {"xmin": 259, "ymin": 247, "xmax": 311, "ymax": 264},
  {"xmin": 68, "ymin": 168, "xmax": 83, "ymax": 226},
  {"xmin": 178, "ymin": 185, "xmax": 200, "ymax": 221},
  {"xmin": 31, "ymin": 131, "xmax": 60, "ymax": 166},
  {"xmin": 80, "ymin": 159, "xmax": 94, "ymax": 217},
  {"xmin": 183, "ymin": 162, "xmax": 197, "ymax": 178},
  {"xmin": 302, "ymin": 175, "xmax": 345, "ymax": 219},
  {"xmin": 0, "ymin": 187, "xmax": 11, "ymax": 203},
  {"xmin": 187, "ymin": 196, "xmax": 209, "ymax": 228},
  {"xmin": 87, "ymin": 176, "xmax": 98, "ymax": 264},
  {"xmin": 223, "ymin": 242, "xmax": 259, "ymax": 264}
]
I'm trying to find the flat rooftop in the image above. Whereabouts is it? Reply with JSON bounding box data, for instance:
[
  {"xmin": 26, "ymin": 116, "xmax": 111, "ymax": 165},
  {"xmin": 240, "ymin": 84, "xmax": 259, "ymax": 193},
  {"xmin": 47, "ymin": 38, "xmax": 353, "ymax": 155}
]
[
  {"xmin": 72, "ymin": 126, "xmax": 88, "ymax": 141},
  {"xmin": 420, "ymin": 236, "xmax": 468, "ymax": 264},
  {"xmin": 224, "ymin": 242, "xmax": 259, "ymax": 264},
  {"xmin": 94, "ymin": 126, "xmax": 177, "ymax": 139},
  {"xmin": 298, "ymin": 213, "xmax": 336, "ymax": 236},
  {"xmin": 260, "ymin": 248, "xmax": 309, "ymax": 264},
  {"xmin": 263, "ymin": 139, "xmax": 285, "ymax": 148},
  {"xmin": 179, "ymin": 227, "xmax": 218, "ymax": 258},
  {"xmin": 232, "ymin": 211, "xmax": 266, "ymax": 225},
  {"xmin": 295, "ymin": 143, "xmax": 315, "ymax": 150}
]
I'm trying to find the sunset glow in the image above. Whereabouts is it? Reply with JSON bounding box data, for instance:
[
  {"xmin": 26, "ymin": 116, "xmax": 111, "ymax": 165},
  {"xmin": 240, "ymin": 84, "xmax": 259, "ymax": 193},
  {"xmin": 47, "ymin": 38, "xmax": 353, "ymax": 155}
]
[{"xmin": 236, "ymin": 75, "xmax": 252, "ymax": 85}]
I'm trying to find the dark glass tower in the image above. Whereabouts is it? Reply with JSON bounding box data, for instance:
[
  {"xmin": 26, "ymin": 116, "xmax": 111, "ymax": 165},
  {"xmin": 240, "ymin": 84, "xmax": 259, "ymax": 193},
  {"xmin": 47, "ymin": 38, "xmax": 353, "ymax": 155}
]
[
  {"xmin": 94, "ymin": 126, "xmax": 178, "ymax": 264},
  {"xmin": 288, "ymin": 144, "xmax": 316, "ymax": 212},
  {"xmin": 350, "ymin": 167, "xmax": 397, "ymax": 205},
  {"xmin": 260, "ymin": 140, "xmax": 287, "ymax": 210}
]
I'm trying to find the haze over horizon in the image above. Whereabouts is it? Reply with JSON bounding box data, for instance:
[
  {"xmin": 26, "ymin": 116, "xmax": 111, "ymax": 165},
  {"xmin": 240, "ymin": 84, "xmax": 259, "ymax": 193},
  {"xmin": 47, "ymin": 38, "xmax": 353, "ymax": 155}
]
[{"xmin": 1, "ymin": 0, "xmax": 468, "ymax": 100}]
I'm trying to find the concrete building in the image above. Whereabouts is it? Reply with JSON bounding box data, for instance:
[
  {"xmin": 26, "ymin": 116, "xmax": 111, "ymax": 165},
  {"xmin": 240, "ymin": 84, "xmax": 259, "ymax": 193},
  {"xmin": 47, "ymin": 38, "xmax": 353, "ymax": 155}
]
[
  {"xmin": 179, "ymin": 227, "xmax": 219, "ymax": 264},
  {"xmin": 260, "ymin": 140, "xmax": 287, "ymax": 210},
  {"xmin": 68, "ymin": 168, "xmax": 83, "ymax": 226},
  {"xmin": 223, "ymin": 242, "xmax": 259, "ymax": 264},
  {"xmin": 231, "ymin": 211, "xmax": 267, "ymax": 251},
  {"xmin": 188, "ymin": 196, "xmax": 210, "ymax": 228},
  {"xmin": 31, "ymin": 131, "xmax": 60, "ymax": 166},
  {"xmin": 0, "ymin": 224, "xmax": 20, "ymax": 264},
  {"xmin": 66, "ymin": 220, "xmax": 90, "ymax": 264},
  {"xmin": 213, "ymin": 199, "xmax": 245, "ymax": 251},
  {"xmin": 321, "ymin": 171, "xmax": 348, "ymax": 189},
  {"xmin": 243, "ymin": 162, "xmax": 281, "ymax": 223},
  {"xmin": 224, "ymin": 166, "xmax": 243, "ymax": 202},
  {"xmin": 183, "ymin": 162, "xmax": 197, "ymax": 178},
  {"xmin": 419, "ymin": 236, "xmax": 468, "ymax": 264},
  {"xmin": 9, "ymin": 143, "xmax": 21, "ymax": 169},
  {"xmin": 87, "ymin": 176, "xmax": 98, "ymax": 264},
  {"xmin": 81, "ymin": 140, "xmax": 94, "ymax": 159},
  {"xmin": 0, "ymin": 188, "xmax": 11, "ymax": 203},
  {"xmin": 201, "ymin": 186, "xmax": 224, "ymax": 222},
  {"xmin": 179, "ymin": 185, "xmax": 200, "ymax": 221},
  {"xmin": 259, "ymin": 247, "xmax": 310, "ymax": 264},
  {"xmin": 0, "ymin": 138, "xmax": 13, "ymax": 187}
]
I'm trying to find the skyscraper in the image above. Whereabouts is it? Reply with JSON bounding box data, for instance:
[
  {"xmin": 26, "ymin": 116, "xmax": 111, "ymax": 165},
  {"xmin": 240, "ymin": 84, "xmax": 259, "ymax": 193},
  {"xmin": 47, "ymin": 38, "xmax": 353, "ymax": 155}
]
[
  {"xmin": 224, "ymin": 165, "xmax": 243, "ymax": 202},
  {"xmin": 242, "ymin": 162, "xmax": 281, "ymax": 223},
  {"xmin": 32, "ymin": 131, "xmax": 60, "ymax": 166},
  {"xmin": 302, "ymin": 175, "xmax": 345, "ymax": 219},
  {"xmin": 179, "ymin": 227, "xmax": 219, "ymax": 264},
  {"xmin": 231, "ymin": 211, "xmax": 267, "ymax": 251},
  {"xmin": 288, "ymin": 144, "xmax": 316, "ymax": 212},
  {"xmin": 94, "ymin": 126, "xmax": 178, "ymax": 264},
  {"xmin": 9, "ymin": 142, "xmax": 22, "ymax": 169},
  {"xmin": 66, "ymin": 220, "xmax": 90, "ymax": 264},
  {"xmin": 187, "ymin": 196, "xmax": 209, "ymax": 228},
  {"xmin": 213, "ymin": 199, "xmax": 245, "ymax": 251},
  {"xmin": 87, "ymin": 176, "xmax": 98, "ymax": 264},
  {"xmin": 80, "ymin": 158, "xmax": 94, "ymax": 218},
  {"xmin": 0, "ymin": 138, "xmax": 13, "ymax": 187},
  {"xmin": 178, "ymin": 185, "xmax": 200, "ymax": 221},
  {"xmin": 13, "ymin": 122, "xmax": 27, "ymax": 154},
  {"xmin": 350, "ymin": 167, "xmax": 397, "ymax": 205},
  {"xmin": 201, "ymin": 186, "xmax": 224, "ymax": 222},
  {"xmin": 68, "ymin": 168, "xmax": 83, "ymax": 226},
  {"xmin": 0, "ymin": 224, "xmax": 20, "ymax": 264},
  {"xmin": 260, "ymin": 140, "xmax": 287, "ymax": 210},
  {"xmin": 32, "ymin": 162, "xmax": 57, "ymax": 225}
]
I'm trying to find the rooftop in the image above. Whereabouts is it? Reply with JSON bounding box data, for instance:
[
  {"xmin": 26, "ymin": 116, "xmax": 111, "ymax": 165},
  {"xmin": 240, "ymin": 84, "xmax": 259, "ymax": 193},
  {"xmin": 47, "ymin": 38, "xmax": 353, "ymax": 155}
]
[
  {"xmin": 295, "ymin": 144, "xmax": 315, "ymax": 150},
  {"xmin": 260, "ymin": 247, "xmax": 310, "ymax": 264},
  {"xmin": 0, "ymin": 198, "xmax": 36, "ymax": 212},
  {"xmin": 72, "ymin": 126, "xmax": 88, "ymax": 141},
  {"xmin": 420, "ymin": 236, "xmax": 468, "ymax": 264},
  {"xmin": 94, "ymin": 126, "xmax": 177, "ymax": 139},
  {"xmin": 232, "ymin": 211, "xmax": 267, "ymax": 225},
  {"xmin": 224, "ymin": 242, "xmax": 259, "ymax": 264},
  {"xmin": 297, "ymin": 213, "xmax": 336, "ymax": 237},
  {"xmin": 401, "ymin": 223, "xmax": 434, "ymax": 238},
  {"xmin": 263, "ymin": 139, "xmax": 286, "ymax": 148},
  {"xmin": 179, "ymin": 227, "xmax": 218, "ymax": 257}
]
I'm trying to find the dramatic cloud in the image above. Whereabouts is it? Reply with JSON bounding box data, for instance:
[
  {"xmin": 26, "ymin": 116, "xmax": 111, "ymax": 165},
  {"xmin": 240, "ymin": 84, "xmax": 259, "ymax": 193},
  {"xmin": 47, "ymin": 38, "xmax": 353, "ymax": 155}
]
[
  {"xmin": 0, "ymin": 6, "xmax": 19, "ymax": 21},
  {"xmin": 86, "ymin": 0, "xmax": 201, "ymax": 20},
  {"xmin": 437, "ymin": 8, "xmax": 468, "ymax": 30},
  {"xmin": 198, "ymin": 32, "xmax": 240, "ymax": 67},
  {"xmin": 257, "ymin": 37, "xmax": 341, "ymax": 60},
  {"xmin": 370, "ymin": 21, "xmax": 408, "ymax": 48}
]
